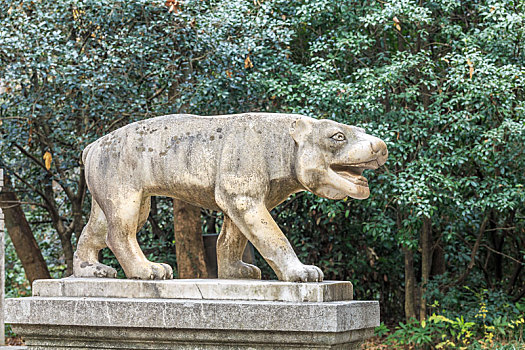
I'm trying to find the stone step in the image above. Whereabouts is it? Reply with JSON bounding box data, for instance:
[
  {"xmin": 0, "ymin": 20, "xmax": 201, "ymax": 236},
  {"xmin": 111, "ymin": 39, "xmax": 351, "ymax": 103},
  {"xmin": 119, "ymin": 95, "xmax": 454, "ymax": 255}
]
[
  {"xmin": 6, "ymin": 296, "xmax": 378, "ymax": 349},
  {"xmin": 33, "ymin": 277, "xmax": 353, "ymax": 303}
]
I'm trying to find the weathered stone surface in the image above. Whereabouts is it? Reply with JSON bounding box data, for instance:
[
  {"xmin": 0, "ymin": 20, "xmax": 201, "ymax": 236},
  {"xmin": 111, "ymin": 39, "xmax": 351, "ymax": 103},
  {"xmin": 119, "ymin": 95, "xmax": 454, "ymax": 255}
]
[
  {"xmin": 73, "ymin": 113, "xmax": 388, "ymax": 282},
  {"xmin": 33, "ymin": 278, "xmax": 353, "ymax": 302},
  {"xmin": 6, "ymin": 297, "xmax": 378, "ymax": 332},
  {"xmin": 8, "ymin": 325, "xmax": 373, "ymax": 349},
  {"xmin": 6, "ymin": 295, "xmax": 379, "ymax": 349},
  {"xmin": 0, "ymin": 169, "xmax": 4, "ymax": 346}
]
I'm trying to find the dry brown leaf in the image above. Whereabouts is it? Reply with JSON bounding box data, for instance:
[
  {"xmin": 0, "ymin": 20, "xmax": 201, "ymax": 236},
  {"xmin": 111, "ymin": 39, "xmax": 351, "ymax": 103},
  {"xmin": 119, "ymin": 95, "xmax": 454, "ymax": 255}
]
[
  {"xmin": 166, "ymin": 0, "xmax": 181, "ymax": 13},
  {"xmin": 28, "ymin": 126, "xmax": 33, "ymax": 145},
  {"xmin": 244, "ymin": 55, "xmax": 253, "ymax": 69},
  {"xmin": 43, "ymin": 151, "xmax": 52, "ymax": 170},
  {"xmin": 393, "ymin": 16, "xmax": 401, "ymax": 31},
  {"xmin": 467, "ymin": 58, "xmax": 474, "ymax": 79}
]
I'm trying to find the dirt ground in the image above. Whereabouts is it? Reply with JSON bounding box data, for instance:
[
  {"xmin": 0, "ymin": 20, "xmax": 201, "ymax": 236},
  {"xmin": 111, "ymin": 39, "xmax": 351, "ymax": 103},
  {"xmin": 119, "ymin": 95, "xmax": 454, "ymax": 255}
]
[
  {"xmin": 5, "ymin": 337, "xmax": 24, "ymax": 346},
  {"xmin": 361, "ymin": 337, "xmax": 388, "ymax": 349}
]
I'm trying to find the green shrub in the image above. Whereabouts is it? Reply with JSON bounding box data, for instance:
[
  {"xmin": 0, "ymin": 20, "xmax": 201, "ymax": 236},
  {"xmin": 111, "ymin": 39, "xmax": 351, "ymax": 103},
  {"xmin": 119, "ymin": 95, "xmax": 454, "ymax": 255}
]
[{"xmin": 378, "ymin": 299, "xmax": 524, "ymax": 349}]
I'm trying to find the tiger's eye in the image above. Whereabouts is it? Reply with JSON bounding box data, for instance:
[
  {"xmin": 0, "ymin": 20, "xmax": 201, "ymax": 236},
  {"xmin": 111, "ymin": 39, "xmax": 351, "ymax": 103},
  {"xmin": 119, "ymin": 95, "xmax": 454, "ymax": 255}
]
[{"xmin": 331, "ymin": 132, "xmax": 346, "ymax": 141}]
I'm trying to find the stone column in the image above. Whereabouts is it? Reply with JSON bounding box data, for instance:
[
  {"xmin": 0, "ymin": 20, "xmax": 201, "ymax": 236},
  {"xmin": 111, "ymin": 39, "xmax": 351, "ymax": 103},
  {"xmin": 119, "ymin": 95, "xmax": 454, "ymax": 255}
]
[{"xmin": 0, "ymin": 168, "xmax": 4, "ymax": 345}]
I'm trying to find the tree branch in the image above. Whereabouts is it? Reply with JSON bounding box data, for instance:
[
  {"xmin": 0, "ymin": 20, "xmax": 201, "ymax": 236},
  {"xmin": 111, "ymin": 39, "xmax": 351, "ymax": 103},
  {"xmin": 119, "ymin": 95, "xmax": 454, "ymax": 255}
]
[
  {"xmin": 13, "ymin": 143, "xmax": 51, "ymax": 175},
  {"xmin": 481, "ymin": 244, "xmax": 523, "ymax": 265},
  {"xmin": 454, "ymin": 215, "xmax": 490, "ymax": 285},
  {"xmin": 9, "ymin": 171, "xmax": 58, "ymax": 220}
]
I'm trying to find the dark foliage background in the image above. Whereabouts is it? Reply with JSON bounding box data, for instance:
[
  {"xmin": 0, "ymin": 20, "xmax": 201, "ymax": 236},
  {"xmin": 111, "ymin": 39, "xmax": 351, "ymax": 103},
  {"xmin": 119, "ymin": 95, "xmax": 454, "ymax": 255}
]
[{"xmin": 1, "ymin": 0, "xmax": 524, "ymax": 346}]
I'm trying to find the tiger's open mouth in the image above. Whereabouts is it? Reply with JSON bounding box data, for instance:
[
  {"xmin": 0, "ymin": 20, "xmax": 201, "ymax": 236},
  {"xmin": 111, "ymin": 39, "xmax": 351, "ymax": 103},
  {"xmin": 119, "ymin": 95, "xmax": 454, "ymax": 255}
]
[
  {"xmin": 330, "ymin": 164, "xmax": 368, "ymax": 188},
  {"xmin": 331, "ymin": 159, "xmax": 381, "ymax": 188}
]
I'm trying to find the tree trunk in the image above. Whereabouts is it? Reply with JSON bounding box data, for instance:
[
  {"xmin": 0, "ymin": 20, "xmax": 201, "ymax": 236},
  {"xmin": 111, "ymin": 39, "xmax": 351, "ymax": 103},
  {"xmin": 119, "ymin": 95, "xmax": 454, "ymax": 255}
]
[
  {"xmin": 148, "ymin": 196, "xmax": 167, "ymax": 241},
  {"xmin": 431, "ymin": 241, "xmax": 446, "ymax": 277},
  {"xmin": 419, "ymin": 216, "xmax": 432, "ymax": 321},
  {"xmin": 173, "ymin": 199, "xmax": 208, "ymax": 279},
  {"xmin": 43, "ymin": 176, "xmax": 75, "ymax": 277},
  {"xmin": 403, "ymin": 246, "xmax": 417, "ymax": 321},
  {"xmin": 169, "ymin": 55, "xmax": 207, "ymax": 278},
  {"xmin": 0, "ymin": 176, "xmax": 50, "ymax": 285},
  {"xmin": 490, "ymin": 230, "xmax": 505, "ymax": 282},
  {"xmin": 57, "ymin": 224, "xmax": 74, "ymax": 277}
]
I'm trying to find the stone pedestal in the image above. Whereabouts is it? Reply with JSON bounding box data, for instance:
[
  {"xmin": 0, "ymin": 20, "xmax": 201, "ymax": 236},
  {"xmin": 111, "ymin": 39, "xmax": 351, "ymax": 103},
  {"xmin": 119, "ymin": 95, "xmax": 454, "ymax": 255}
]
[
  {"xmin": 0, "ymin": 169, "xmax": 4, "ymax": 346},
  {"xmin": 6, "ymin": 278, "xmax": 379, "ymax": 349}
]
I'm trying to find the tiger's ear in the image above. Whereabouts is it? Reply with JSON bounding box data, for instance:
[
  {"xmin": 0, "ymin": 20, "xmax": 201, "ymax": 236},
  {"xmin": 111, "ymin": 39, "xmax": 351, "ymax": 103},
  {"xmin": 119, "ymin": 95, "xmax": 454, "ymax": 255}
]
[{"xmin": 290, "ymin": 118, "xmax": 313, "ymax": 144}]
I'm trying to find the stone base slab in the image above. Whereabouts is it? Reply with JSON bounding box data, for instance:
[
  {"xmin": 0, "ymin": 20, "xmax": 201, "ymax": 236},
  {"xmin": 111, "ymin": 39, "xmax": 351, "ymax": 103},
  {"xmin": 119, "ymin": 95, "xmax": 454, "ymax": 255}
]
[
  {"xmin": 33, "ymin": 277, "xmax": 353, "ymax": 303},
  {"xmin": 6, "ymin": 297, "xmax": 378, "ymax": 349},
  {"xmin": 9, "ymin": 325, "xmax": 374, "ymax": 349},
  {"xmin": 7, "ymin": 279, "xmax": 378, "ymax": 349}
]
